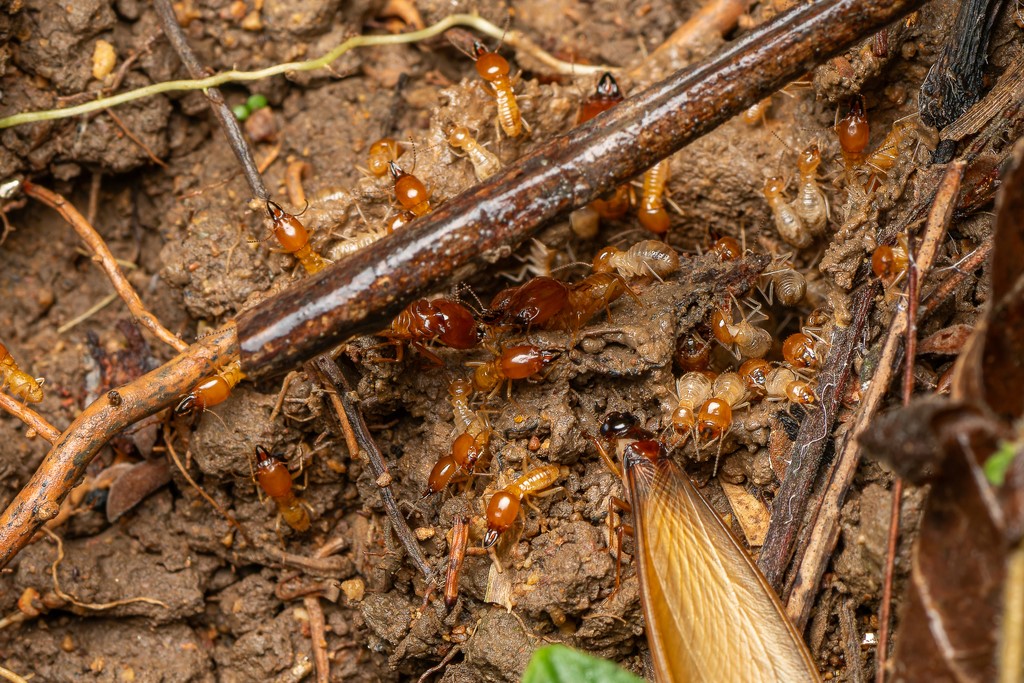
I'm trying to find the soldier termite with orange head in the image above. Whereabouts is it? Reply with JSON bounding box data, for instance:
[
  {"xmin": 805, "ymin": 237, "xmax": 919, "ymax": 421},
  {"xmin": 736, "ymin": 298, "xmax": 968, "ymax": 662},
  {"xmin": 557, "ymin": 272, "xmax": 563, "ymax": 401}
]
[
  {"xmin": 253, "ymin": 445, "xmax": 311, "ymax": 533},
  {"xmin": 470, "ymin": 344, "xmax": 560, "ymax": 396},
  {"xmin": 472, "ymin": 41, "xmax": 525, "ymax": 138},
  {"xmin": 483, "ymin": 463, "xmax": 565, "ymax": 547},
  {"xmin": 175, "ymin": 359, "xmax": 245, "ymax": 415},
  {"xmin": 835, "ymin": 95, "xmax": 870, "ymax": 177},
  {"xmin": 265, "ymin": 200, "xmax": 328, "ymax": 275},
  {"xmin": 0, "ymin": 342, "xmax": 43, "ymax": 403},
  {"xmin": 614, "ymin": 430, "xmax": 820, "ymax": 681},
  {"xmin": 388, "ymin": 161, "xmax": 432, "ymax": 217}
]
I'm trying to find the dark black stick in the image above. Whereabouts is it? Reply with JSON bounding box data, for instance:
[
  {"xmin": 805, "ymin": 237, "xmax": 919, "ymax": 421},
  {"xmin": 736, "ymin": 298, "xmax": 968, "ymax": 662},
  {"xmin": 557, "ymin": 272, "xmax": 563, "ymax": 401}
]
[
  {"xmin": 919, "ymin": 0, "xmax": 1008, "ymax": 132},
  {"xmin": 312, "ymin": 356, "xmax": 434, "ymax": 582},
  {"xmin": 153, "ymin": 0, "xmax": 270, "ymax": 202},
  {"xmin": 757, "ymin": 285, "xmax": 876, "ymax": 589},
  {"xmin": 234, "ymin": 0, "xmax": 925, "ymax": 381}
]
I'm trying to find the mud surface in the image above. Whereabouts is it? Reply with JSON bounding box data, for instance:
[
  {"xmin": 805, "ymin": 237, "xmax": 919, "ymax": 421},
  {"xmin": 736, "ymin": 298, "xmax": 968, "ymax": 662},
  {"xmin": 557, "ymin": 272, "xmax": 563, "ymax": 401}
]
[{"xmin": 0, "ymin": 0, "xmax": 1017, "ymax": 681}]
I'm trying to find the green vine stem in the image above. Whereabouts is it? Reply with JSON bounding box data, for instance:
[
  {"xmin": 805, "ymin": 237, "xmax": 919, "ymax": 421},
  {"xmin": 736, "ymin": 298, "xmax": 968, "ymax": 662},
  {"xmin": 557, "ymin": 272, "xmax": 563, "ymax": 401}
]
[{"xmin": 0, "ymin": 14, "xmax": 611, "ymax": 130}]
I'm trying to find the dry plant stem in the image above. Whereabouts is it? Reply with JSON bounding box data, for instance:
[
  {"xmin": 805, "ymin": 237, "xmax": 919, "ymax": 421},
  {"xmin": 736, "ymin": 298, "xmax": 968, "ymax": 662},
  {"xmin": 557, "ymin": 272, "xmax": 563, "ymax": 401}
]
[
  {"xmin": 757, "ymin": 284, "xmax": 876, "ymax": 590},
  {"xmin": 784, "ymin": 162, "xmax": 965, "ymax": 630},
  {"xmin": 0, "ymin": 665, "xmax": 28, "ymax": 683},
  {"xmin": 0, "ymin": 327, "xmax": 239, "ymax": 569},
  {"xmin": 313, "ymin": 355, "xmax": 434, "ymax": 582},
  {"xmin": 626, "ymin": 0, "xmax": 752, "ymax": 82},
  {"xmin": 262, "ymin": 545, "xmax": 352, "ymax": 576},
  {"xmin": 0, "ymin": 15, "xmax": 602, "ymax": 130},
  {"xmin": 0, "ymin": 393, "xmax": 61, "ymax": 443},
  {"xmin": 919, "ymin": 238, "xmax": 993, "ymax": 320},
  {"xmin": 163, "ymin": 424, "xmax": 253, "ymax": 547},
  {"xmin": 153, "ymin": 0, "xmax": 269, "ymax": 202},
  {"xmin": 303, "ymin": 594, "xmax": 329, "ymax": 683},
  {"xmin": 105, "ymin": 108, "xmax": 169, "ymax": 169},
  {"xmin": 417, "ymin": 645, "xmax": 462, "ymax": 683},
  {"xmin": 42, "ymin": 528, "xmax": 169, "ymax": 610},
  {"xmin": 22, "ymin": 182, "xmax": 186, "ymax": 353},
  {"xmin": 236, "ymin": 0, "xmax": 926, "ymax": 379}
]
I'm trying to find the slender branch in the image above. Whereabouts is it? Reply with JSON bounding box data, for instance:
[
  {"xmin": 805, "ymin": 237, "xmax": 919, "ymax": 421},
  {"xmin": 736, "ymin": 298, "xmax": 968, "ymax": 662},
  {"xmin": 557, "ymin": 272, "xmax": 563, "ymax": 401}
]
[
  {"xmin": 312, "ymin": 355, "xmax": 434, "ymax": 583},
  {"xmin": 236, "ymin": 0, "xmax": 927, "ymax": 380},
  {"xmin": 0, "ymin": 327, "xmax": 239, "ymax": 568},
  {"xmin": 153, "ymin": 0, "xmax": 268, "ymax": 201},
  {"xmin": 22, "ymin": 182, "xmax": 186, "ymax": 353},
  {"xmin": 0, "ymin": 15, "xmax": 608, "ymax": 131},
  {"xmin": 784, "ymin": 162, "xmax": 965, "ymax": 630},
  {"xmin": 0, "ymin": 393, "xmax": 61, "ymax": 443}
]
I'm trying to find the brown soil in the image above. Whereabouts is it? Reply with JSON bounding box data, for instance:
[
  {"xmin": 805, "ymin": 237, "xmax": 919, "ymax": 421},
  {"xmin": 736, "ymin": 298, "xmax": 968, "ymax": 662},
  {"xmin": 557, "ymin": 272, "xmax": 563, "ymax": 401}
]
[{"xmin": 0, "ymin": 0, "xmax": 1016, "ymax": 681}]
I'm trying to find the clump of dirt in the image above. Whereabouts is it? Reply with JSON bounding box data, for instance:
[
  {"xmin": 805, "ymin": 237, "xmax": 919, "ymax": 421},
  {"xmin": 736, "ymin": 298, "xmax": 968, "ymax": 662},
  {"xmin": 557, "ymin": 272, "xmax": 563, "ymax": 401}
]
[{"xmin": 0, "ymin": 0, "xmax": 1015, "ymax": 681}]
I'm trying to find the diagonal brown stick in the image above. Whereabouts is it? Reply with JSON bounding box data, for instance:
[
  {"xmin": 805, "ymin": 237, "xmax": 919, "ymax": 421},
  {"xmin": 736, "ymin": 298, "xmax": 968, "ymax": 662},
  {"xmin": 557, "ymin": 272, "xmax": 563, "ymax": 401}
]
[
  {"xmin": 783, "ymin": 162, "xmax": 966, "ymax": 631},
  {"xmin": 235, "ymin": 0, "xmax": 926, "ymax": 381},
  {"xmin": 23, "ymin": 182, "xmax": 187, "ymax": 354},
  {"xmin": 0, "ymin": 327, "xmax": 238, "ymax": 568},
  {"xmin": 0, "ymin": 393, "xmax": 61, "ymax": 444}
]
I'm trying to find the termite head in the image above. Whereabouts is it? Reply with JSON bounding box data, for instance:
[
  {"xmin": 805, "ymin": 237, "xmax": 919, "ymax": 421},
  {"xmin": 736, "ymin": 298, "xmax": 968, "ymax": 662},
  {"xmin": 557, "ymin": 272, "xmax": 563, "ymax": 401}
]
[
  {"xmin": 622, "ymin": 439, "xmax": 667, "ymax": 470},
  {"xmin": 798, "ymin": 145, "xmax": 821, "ymax": 175},
  {"xmin": 174, "ymin": 393, "xmax": 199, "ymax": 416},
  {"xmin": 596, "ymin": 72, "xmax": 621, "ymax": 99},
  {"xmin": 697, "ymin": 398, "xmax": 732, "ymax": 440},
  {"xmin": 600, "ymin": 411, "xmax": 653, "ymax": 441},
  {"xmin": 424, "ymin": 454, "xmax": 459, "ymax": 498},
  {"xmin": 452, "ymin": 432, "xmax": 488, "ymax": 472},
  {"xmin": 763, "ymin": 176, "xmax": 786, "ymax": 200},
  {"xmin": 592, "ymin": 245, "xmax": 623, "ymax": 273},
  {"xmin": 710, "ymin": 236, "xmax": 742, "ymax": 261},
  {"xmin": 473, "ymin": 42, "xmax": 510, "ymax": 80},
  {"xmin": 836, "ymin": 96, "xmax": 870, "ymax": 155},
  {"xmin": 447, "ymin": 125, "xmax": 472, "ymax": 149},
  {"xmin": 483, "ymin": 490, "xmax": 520, "ymax": 547}
]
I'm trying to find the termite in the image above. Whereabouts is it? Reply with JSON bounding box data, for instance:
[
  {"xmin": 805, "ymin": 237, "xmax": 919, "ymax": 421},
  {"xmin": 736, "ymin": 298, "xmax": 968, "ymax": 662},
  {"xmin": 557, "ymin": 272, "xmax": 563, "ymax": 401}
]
[
  {"xmin": 871, "ymin": 236, "xmax": 909, "ymax": 287},
  {"xmin": 484, "ymin": 276, "xmax": 570, "ymax": 328},
  {"xmin": 175, "ymin": 359, "xmax": 245, "ymax": 415},
  {"xmin": 670, "ymin": 371, "xmax": 714, "ymax": 440},
  {"xmin": 710, "ymin": 303, "xmax": 772, "ymax": 359},
  {"xmin": 763, "ymin": 177, "xmax": 812, "ymax": 248},
  {"xmin": 469, "ymin": 344, "xmax": 560, "ymax": 395},
  {"xmin": 835, "ymin": 96, "xmax": 870, "ymax": 176},
  {"xmin": 483, "ymin": 463, "xmax": 565, "ymax": 547},
  {"xmin": 578, "ymin": 72, "xmax": 623, "ymax": 123},
  {"xmin": 759, "ymin": 263, "xmax": 807, "ymax": 307},
  {"xmin": 863, "ymin": 119, "xmax": 915, "ymax": 192},
  {"xmin": 592, "ymin": 240, "xmax": 681, "ymax": 281},
  {"xmin": 367, "ymin": 137, "xmax": 404, "ymax": 177},
  {"xmin": 424, "ymin": 454, "xmax": 461, "ymax": 497},
  {"xmin": 447, "ymin": 125, "xmax": 501, "ymax": 181},
  {"xmin": 380, "ymin": 298, "xmax": 482, "ymax": 363},
  {"xmin": 793, "ymin": 144, "xmax": 828, "ymax": 235},
  {"xmin": 253, "ymin": 446, "xmax": 311, "ymax": 533},
  {"xmin": 782, "ymin": 332, "xmax": 823, "ymax": 370},
  {"xmin": 710, "ymin": 236, "xmax": 742, "ymax": 261},
  {"xmin": 266, "ymin": 200, "xmax": 328, "ymax": 274},
  {"xmin": 675, "ymin": 334, "xmax": 712, "ymax": 372},
  {"xmin": 549, "ymin": 272, "xmax": 639, "ymax": 332},
  {"xmin": 472, "ymin": 41, "xmax": 525, "ymax": 138},
  {"xmin": 740, "ymin": 359, "xmax": 816, "ymax": 405},
  {"xmin": 571, "ymin": 73, "xmax": 630, "ymax": 233},
  {"xmin": 697, "ymin": 371, "xmax": 747, "ymax": 440},
  {"xmin": 741, "ymin": 97, "xmax": 772, "ymax": 126},
  {"xmin": 444, "ymin": 515, "xmax": 469, "ymax": 610},
  {"xmin": 0, "ymin": 342, "xmax": 43, "ymax": 403},
  {"xmin": 388, "ymin": 161, "xmax": 431, "ymax": 217},
  {"xmin": 449, "ymin": 377, "xmax": 491, "ymax": 472},
  {"xmin": 636, "ymin": 159, "xmax": 672, "ymax": 234},
  {"xmin": 618, "ymin": 436, "xmax": 820, "ymax": 680}
]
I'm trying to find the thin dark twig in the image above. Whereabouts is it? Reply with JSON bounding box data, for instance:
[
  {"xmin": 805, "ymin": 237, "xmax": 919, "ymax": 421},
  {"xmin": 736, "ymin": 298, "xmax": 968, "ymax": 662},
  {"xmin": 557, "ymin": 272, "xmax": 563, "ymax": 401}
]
[
  {"xmin": 235, "ymin": 0, "xmax": 927, "ymax": 381},
  {"xmin": 312, "ymin": 356, "xmax": 434, "ymax": 582},
  {"xmin": 152, "ymin": 0, "xmax": 269, "ymax": 202},
  {"xmin": 757, "ymin": 285, "xmax": 876, "ymax": 590}
]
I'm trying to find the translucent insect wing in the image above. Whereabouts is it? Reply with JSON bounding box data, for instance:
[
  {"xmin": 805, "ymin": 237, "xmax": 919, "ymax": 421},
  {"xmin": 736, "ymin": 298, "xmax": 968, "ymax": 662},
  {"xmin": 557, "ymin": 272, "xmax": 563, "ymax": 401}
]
[{"xmin": 625, "ymin": 455, "xmax": 819, "ymax": 682}]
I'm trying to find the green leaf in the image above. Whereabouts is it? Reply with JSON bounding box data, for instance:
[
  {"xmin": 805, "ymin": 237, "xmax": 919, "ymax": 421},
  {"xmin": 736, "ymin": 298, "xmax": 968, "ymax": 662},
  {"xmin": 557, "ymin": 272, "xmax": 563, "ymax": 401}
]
[
  {"xmin": 521, "ymin": 645, "xmax": 643, "ymax": 683},
  {"xmin": 984, "ymin": 441, "xmax": 1019, "ymax": 486},
  {"xmin": 232, "ymin": 104, "xmax": 251, "ymax": 121},
  {"xmin": 246, "ymin": 93, "xmax": 269, "ymax": 111}
]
